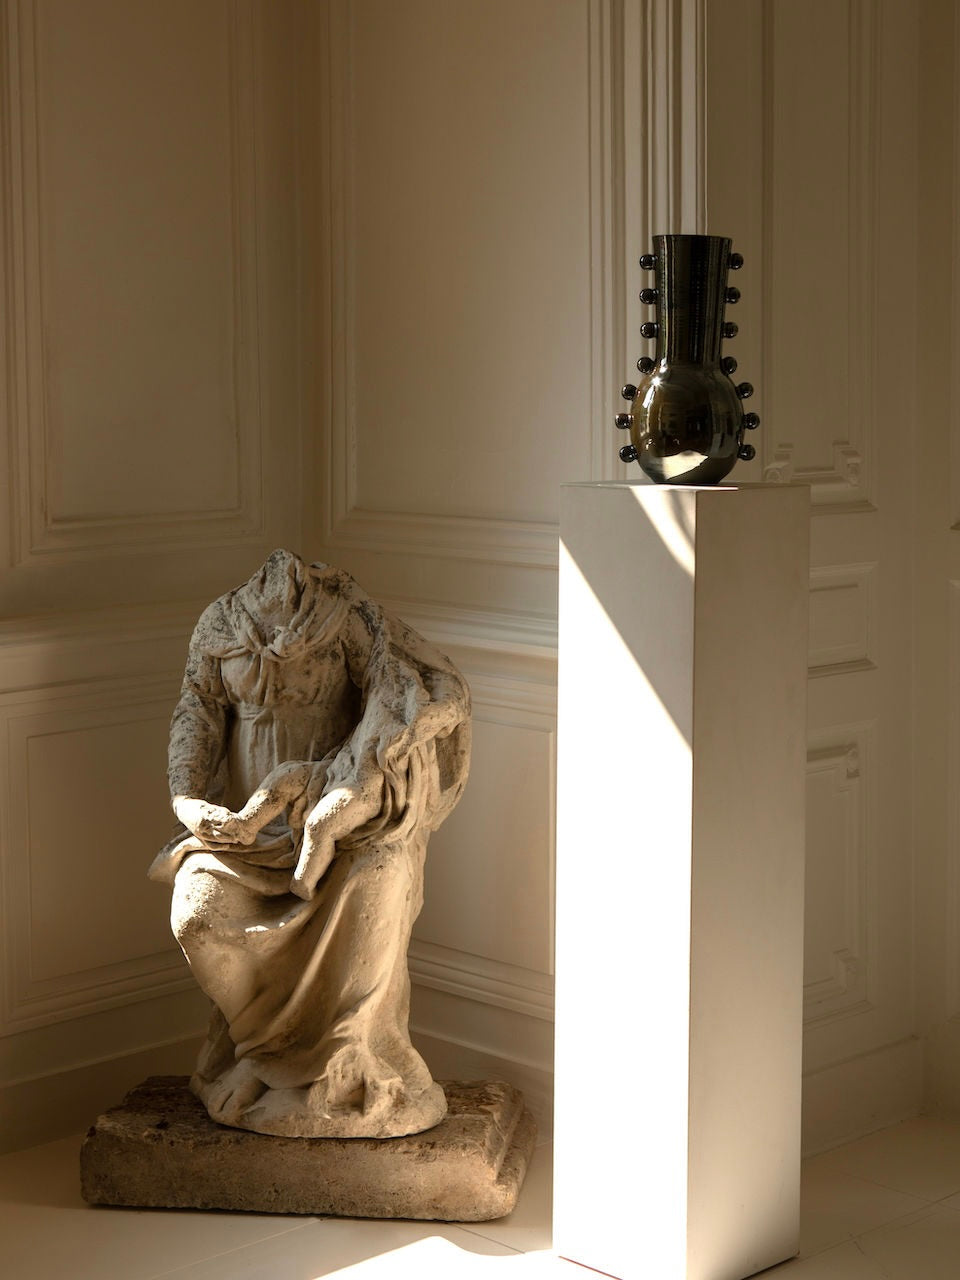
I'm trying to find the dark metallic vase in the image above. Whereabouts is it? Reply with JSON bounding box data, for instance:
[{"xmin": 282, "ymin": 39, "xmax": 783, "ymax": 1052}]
[{"xmin": 615, "ymin": 234, "xmax": 760, "ymax": 484}]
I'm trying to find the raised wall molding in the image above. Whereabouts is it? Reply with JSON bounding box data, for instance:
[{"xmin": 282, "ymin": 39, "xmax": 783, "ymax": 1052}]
[
  {"xmin": 325, "ymin": 511, "xmax": 560, "ymax": 571},
  {"xmin": 408, "ymin": 940, "xmax": 554, "ymax": 1024},
  {"xmin": 385, "ymin": 597, "xmax": 557, "ymax": 666},
  {"xmin": 764, "ymin": 442, "xmax": 866, "ymax": 498},
  {"xmin": 0, "ymin": 674, "xmax": 191, "ymax": 1034},
  {"xmin": 760, "ymin": 0, "xmax": 878, "ymax": 512},
  {"xmin": 803, "ymin": 725, "xmax": 876, "ymax": 1025},
  {"xmin": 320, "ymin": 0, "xmax": 625, "ymax": 568},
  {"xmin": 414, "ymin": 661, "xmax": 557, "ymax": 986},
  {"xmin": 0, "ymin": 599, "xmax": 201, "ymax": 655},
  {"xmin": 638, "ymin": 0, "xmax": 707, "ymax": 238},
  {"xmin": 0, "ymin": 601, "xmax": 198, "ymax": 700},
  {"xmin": 1, "ymin": 0, "xmax": 265, "ymax": 561},
  {"xmin": 808, "ymin": 561, "xmax": 878, "ymax": 677}
]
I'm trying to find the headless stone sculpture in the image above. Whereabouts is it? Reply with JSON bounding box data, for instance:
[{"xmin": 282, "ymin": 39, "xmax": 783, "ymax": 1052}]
[{"xmin": 148, "ymin": 549, "xmax": 472, "ymax": 1140}]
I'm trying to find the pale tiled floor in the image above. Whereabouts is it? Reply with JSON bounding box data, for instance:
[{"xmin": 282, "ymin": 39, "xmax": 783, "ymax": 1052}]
[{"xmin": 5, "ymin": 1117, "xmax": 960, "ymax": 1278}]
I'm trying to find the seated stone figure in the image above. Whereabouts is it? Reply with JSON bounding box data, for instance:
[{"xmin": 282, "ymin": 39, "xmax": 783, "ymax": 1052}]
[{"xmin": 149, "ymin": 549, "xmax": 471, "ymax": 1139}]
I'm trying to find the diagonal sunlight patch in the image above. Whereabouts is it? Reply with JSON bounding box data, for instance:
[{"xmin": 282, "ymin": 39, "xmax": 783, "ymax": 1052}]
[
  {"xmin": 630, "ymin": 483, "xmax": 699, "ymax": 578},
  {"xmin": 316, "ymin": 1235, "xmax": 559, "ymax": 1279},
  {"xmin": 557, "ymin": 538, "xmax": 691, "ymax": 751}
]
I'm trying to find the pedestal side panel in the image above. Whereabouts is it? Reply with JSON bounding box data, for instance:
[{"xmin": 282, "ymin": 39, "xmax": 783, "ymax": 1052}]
[
  {"xmin": 687, "ymin": 484, "xmax": 809, "ymax": 1279},
  {"xmin": 555, "ymin": 483, "xmax": 698, "ymax": 1278}
]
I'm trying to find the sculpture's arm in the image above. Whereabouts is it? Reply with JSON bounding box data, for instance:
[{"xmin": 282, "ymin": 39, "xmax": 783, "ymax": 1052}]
[
  {"xmin": 283, "ymin": 576, "xmax": 468, "ymax": 900},
  {"xmin": 168, "ymin": 639, "xmax": 238, "ymax": 843},
  {"xmin": 290, "ymin": 757, "xmax": 384, "ymax": 900}
]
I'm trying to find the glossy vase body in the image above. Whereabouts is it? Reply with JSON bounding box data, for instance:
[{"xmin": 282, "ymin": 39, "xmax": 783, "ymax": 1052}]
[{"xmin": 631, "ymin": 235, "xmax": 747, "ymax": 485}]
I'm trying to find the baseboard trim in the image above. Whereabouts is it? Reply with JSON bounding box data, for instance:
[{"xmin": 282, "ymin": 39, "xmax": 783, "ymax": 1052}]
[
  {"xmin": 801, "ymin": 1036, "xmax": 922, "ymax": 1156},
  {"xmin": 6, "ymin": 1027, "xmax": 920, "ymax": 1160},
  {"xmin": 0, "ymin": 1034, "xmax": 203, "ymax": 1155}
]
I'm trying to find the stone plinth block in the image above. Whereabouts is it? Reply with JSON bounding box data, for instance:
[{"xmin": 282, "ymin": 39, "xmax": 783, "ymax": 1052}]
[{"xmin": 80, "ymin": 1076, "xmax": 535, "ymax": 1221}]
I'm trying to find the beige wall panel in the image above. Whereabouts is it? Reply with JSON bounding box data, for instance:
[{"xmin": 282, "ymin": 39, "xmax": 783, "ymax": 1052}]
[
  {"xmin": 415, "ymin": 714, "xmax": 554, "ymax": 976},
  {"xmin": 35, "ymin": 0, "xmax": 243, "ymax": 526},
  {"xmin": 706, "ymin": 0, "xmax": 918, "ymax": 1137},
  {"xmin": 760, "ymin": 0, "xmax": 877, "ymax": 510},
  {"xmin": 0, "ymin": 677, "xmax": 187, "ymax": 1033},
  {"xmin": 317, "ymin": 0, "xmax": 622, "ymax": 623},
  {"xmin": 347, "ymin": 0, "xmax": 591, "ymax": 526},
  {"xmin": 414, "ymin": 716, "xmax": 552, "ymax": 972},
  {"xmin": 808, "ymin": 563, "xmax": 877, "ymax": 676},
  {"xmin": 804, "ymin": 732, "xmax": 872, "ymax": 1024},
  {"xmin": 0, "ymin": 0, "xmax": 303, "ymax": 619},
  {"xmin": 25, "ymin": 714, "xmax": 173, "ymax": 979},
  {"xmin": 10, "ymin": 0, "xmax": 261, "ymax": 554}
]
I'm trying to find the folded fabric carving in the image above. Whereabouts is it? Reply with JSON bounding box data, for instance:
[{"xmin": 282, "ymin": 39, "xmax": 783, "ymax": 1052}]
[{"xmin": 149, "ymin": 549, "xmax": 471, "ymax": 1139}]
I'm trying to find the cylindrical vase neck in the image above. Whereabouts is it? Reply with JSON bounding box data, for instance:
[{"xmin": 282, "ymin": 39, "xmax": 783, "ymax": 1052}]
[{"xmin": 655, "ymin": 234, "xmax": 731, "ymax": 365}]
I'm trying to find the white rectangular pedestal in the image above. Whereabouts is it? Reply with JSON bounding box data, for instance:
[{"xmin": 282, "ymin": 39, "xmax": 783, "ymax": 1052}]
[{"xmin": 554, "ymin": 483, "xmax": 809, "ymax": 1280}]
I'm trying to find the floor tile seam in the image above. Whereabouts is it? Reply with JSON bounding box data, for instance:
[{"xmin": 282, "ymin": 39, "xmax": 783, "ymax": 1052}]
[
  {"xmin": 140, "ymin": 1219, "xmax": 322, "ymax": 1280},
  {"xmin": 850, "ymin": 1237, "xmax": 897, "ymax": 1280},
  {"xmin": 823, "ymin": 1168, "xmax": 937, "ymax": 1203},
  {"xmin": 847, "ymin": 1196, "xmax": 960, "ymax": 1249},
  {"xmin": 797, "ymin": 1222, "xmax": 900, "ymax": 1263},
  {"xmin": 449, "ymin": 1221, "xmax": 527, "ymax": 1254},
  {"xmin": 796, "ymin": 1235, "xmax": 855, "ymax": 1262},
  {"xmin": 923, "ymin": 1195, "xmax": 960, "ymax": 1218},
  {"xmin": 796, "ymin": 1197, "xmax": 956, "ymax": 1262},
  {"xmin": 832, "ymin": 1167, "xmax": 960, "ymax": 1202}
]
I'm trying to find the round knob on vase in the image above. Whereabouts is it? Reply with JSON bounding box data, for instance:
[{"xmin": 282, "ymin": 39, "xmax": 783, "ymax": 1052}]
[
  {"xmin": 738, "ymin": 442, "xmax": 756, "ymax": 461},
  {"xmin": 615, "ymin": 413, "xmax": 634, "ymax": 430},
  {"xmin": 639, "ymin": 253, "xmax": 656, "ymax": 270},
  {"xmin": 721, "ymin": 356, "xmax": 738, "ymax": 375},
  {"xmin": 736, "ymin": 381, "xmax": 754, "ymax": 400},
  {"xmin": 743, "ymin": 412, "xmax": 760, "ymax": 430},
  {"xmin": 723, "ymin": 321, "xmax": 739, "ymax": 339},
  {"xmin": 639, "ymin": 288, "xmax": 658, "ymax": 305},
  {"xmin": 620, "ymin": 443, "xmax": 639, "ymax": 463},
  {"xmin": 729, "ymin": 252, "xmax": 744, "ymax": 270},
  {"xmin": 640, "ymin": 321, "xmax": 659, "ymax": 339},
  {"xmin": 621, "ymin": 384, "xmax": 638, "ymax": 401},
  {"xmin": 637, "ymin": 355, "xmax": 655, "ymax": 374},
  {"xmin": 725, "ymin": 286, "xmax": 741, "ymax": 304}
]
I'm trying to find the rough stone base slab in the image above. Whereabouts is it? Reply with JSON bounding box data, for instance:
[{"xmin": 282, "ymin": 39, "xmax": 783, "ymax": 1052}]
[{"xmin": 80, "ymin": 1076, "xmax": 536, "ymax": 1222}]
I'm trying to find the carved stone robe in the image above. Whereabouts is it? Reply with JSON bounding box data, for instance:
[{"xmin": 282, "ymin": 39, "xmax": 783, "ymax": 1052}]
[{"xmin": 149, "ymin": 550, "xmax": 471, "ymax": 1138}]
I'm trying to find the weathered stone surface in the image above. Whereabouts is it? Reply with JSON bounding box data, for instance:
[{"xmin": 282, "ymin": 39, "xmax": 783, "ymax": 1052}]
[
  {"xmin": 151, "ymin": 550, "xmax": 472, "ymax": 1139},
  {"xmin": 80, "ymin": 1076, "xmax": 536, "ymax": 1222}
]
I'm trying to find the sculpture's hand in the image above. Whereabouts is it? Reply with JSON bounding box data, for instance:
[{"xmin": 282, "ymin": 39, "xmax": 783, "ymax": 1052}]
[
  {"xmin": 290, "ymin": 777, "xmax": 383, "ymax": 901},
  {"xmin": 172, "ymin": 796, "xmax": 252, "ymax": 846},
  {"xmin": 234, "ymin": 761, "xmax": 317, "ymax": 843}
]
